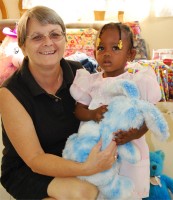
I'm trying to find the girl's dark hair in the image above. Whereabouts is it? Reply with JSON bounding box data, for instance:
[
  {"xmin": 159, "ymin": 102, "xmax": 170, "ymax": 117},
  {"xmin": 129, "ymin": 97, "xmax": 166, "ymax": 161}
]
[{"xmin": 96, "ymin": 22, "xmax": 134, "ymax": 49}]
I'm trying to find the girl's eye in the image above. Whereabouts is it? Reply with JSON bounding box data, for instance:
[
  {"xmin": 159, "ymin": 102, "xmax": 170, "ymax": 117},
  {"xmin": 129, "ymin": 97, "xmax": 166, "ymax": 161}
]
[
  {"xmin": 97, "ymin": 46, "xmax": 104, "ymax": 51},
  {"xmin": 112, "ymin": 45, "xmax": 120, "ymax": 51}
]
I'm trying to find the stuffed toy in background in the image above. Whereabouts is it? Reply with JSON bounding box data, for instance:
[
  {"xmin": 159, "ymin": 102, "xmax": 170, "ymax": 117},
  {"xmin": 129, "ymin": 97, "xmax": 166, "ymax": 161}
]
[
  {"xmin": 0, "ymin": 27, "xmax": 24, "ymax": 85},
  {"xmin": 65, "ymin": 51, "xmax": 98, "ymax": 73},
  {"xmin": 63, "ymin": 79, "xmax": 170, "ymax": 200},
  {"xmin": 143, "ymin": 150, "xmax": 173, "ymax": 200}
]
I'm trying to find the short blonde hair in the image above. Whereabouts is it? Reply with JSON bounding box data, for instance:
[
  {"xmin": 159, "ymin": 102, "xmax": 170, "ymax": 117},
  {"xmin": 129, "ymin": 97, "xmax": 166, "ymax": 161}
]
[{"xmin": 17, "ymin": 6, "xmax": 66, "ymax": 47}]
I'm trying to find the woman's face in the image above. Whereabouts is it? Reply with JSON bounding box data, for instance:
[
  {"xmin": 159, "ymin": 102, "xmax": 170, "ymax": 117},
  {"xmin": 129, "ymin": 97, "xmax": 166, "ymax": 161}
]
[
  {"xmin": 21, "ymin": 18, "xmax": 66, "ymax": 69},
  {"xmin": 95, "ymin": 28, "xmax": 135, "ymax": 77}
]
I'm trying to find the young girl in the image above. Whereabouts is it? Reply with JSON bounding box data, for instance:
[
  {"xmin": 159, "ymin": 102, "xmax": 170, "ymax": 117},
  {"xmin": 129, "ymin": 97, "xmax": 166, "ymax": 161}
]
[{"xmin": 70, "ymin": 22, "xmax": 161, "ymax": 199}]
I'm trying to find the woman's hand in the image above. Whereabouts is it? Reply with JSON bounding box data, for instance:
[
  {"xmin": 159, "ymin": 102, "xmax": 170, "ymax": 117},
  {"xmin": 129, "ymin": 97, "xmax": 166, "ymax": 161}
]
[
  {"xmin": 84, "ymin": 140, "xmax": 117, "ymax": 176},
  {"xmin": 113, "ymin": 123, "xmax": 148, "ymax": 145}
]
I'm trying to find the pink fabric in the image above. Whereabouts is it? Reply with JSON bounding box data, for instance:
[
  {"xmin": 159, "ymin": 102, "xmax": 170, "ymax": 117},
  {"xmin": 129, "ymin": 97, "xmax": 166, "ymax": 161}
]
[
  {"xmin": 119, "ymin": 157, "xmax": 150, "ymax": 199},
  {"xmin": 70, "ymin": 66, "xmax": 161, "ymax": 107}
]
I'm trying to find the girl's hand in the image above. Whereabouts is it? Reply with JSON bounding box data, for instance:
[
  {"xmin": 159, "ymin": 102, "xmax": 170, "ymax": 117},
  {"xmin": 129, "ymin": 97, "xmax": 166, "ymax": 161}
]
[
  {"xmin": 113, "ymin": 123, "xmax": 148, "ymax": 145},
  {"xmin": 91, "ymin": 105, "xmax": 108, "ymax": 122},
  {"xmin": 84, "ymin": 140, "xmax": 117, "ymax": 175}
]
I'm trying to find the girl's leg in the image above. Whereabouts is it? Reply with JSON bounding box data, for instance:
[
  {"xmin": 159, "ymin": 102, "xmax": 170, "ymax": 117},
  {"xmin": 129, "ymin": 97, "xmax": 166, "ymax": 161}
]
[{"xmin": 47, "ymin": 177, "xmax": 98, "ymax": 200}]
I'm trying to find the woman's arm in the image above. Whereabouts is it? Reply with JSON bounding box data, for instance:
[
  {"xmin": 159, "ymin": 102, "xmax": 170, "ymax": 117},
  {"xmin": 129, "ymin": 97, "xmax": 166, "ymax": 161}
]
[
  {"xmin": 0, "ymin": 88, "xmax": 116, "ymax": 177},
  {"xmin": 74, "ymin": 102, "xmax": 108, "ymax": 122}
]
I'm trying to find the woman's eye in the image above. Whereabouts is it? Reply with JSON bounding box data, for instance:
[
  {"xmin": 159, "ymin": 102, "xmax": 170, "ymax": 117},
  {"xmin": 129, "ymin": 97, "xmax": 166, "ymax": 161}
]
[
  {"xmin": 97, "ymin": 46, "xmax": 104, "ymax": 51},
  {"xmin": 32, "ymin": 35, "xmax": 43, "ymax": 41},
  {"xmin": 50, "ymin": 32, "xmax": 60, "ymax": 39}
]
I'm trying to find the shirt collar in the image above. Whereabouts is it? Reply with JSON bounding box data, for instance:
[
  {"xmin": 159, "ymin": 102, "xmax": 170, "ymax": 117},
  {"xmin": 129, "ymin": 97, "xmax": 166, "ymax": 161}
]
[{"xmin": 20, "ymin": 58, "xmax": 74, "ymax": 96}]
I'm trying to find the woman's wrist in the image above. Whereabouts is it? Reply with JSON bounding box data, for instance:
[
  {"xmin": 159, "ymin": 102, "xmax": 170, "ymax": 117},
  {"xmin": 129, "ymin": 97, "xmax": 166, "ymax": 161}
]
[{"xmin": 81, "ymin": 162, "xmax": 94, "ymax": 176}]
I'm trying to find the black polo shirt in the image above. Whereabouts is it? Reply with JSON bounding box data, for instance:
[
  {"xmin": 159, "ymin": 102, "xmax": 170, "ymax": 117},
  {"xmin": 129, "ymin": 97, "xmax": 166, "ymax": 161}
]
[{"xmin": 1, "ymin": 58, "xmax": 82, "ymax": 169}]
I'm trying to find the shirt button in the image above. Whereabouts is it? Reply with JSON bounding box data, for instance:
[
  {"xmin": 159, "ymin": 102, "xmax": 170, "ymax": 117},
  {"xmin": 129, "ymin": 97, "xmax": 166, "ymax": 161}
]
[{"xmin": 55, "ymin": 98, "xmax": 59, "ymax": 102}]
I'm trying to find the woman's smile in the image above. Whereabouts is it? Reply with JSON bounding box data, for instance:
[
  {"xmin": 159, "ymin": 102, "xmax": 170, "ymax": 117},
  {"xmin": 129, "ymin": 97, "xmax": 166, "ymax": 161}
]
[{"xmin": 39, "ymin": 50, "xmax": 56, "ymax": 55}]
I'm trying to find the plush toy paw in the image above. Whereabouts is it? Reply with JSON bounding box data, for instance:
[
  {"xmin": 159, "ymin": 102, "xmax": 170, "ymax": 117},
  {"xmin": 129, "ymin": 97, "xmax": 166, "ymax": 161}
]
[
  {"xmin": 63, "ymin": 133, "xmax": 98, "ymax": 162},
  {"xmin": 63, "ymin": 120, "xmax": 100, "ymax": 162},
  {"xmin": 99, "ymin": 173, "xmax": 135, "ymax": 200}
]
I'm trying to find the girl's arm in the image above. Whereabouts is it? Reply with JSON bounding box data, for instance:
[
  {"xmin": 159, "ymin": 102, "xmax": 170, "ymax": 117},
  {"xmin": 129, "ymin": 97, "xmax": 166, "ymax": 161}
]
[
  {"xmin": 74, "ymin": 102, "xmax": 108, "ymax": 122},
  {"xmin": 113, "ymin": 123, "xmax": 148, "ymax": 145}
]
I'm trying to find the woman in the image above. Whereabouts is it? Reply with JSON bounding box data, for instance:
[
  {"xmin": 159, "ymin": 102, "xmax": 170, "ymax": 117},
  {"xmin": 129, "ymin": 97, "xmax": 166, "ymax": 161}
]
[{"xmin": 0, "ymin": 6, "xmax": 117, "ymax": 199}]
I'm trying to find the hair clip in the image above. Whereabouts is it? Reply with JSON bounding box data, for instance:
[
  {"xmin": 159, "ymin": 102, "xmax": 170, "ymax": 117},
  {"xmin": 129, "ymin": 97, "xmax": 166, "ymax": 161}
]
[
  {"xmin": 118, "ymin": 40, "xmax": 123, "ymax": 49},
  {"xmin": 96, "ymin": 37, "xmax": 101, "ymax": 47}
]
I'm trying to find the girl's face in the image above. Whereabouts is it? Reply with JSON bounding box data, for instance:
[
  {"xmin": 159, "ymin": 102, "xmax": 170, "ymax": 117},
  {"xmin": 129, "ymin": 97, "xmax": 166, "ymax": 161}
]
[
  {"xmin": 95, "ymin": 28, "xmax": 136, "ymax": 77},
  {"xmin": 21, "ymin": 18, "xmax": 66, "ymax": 69}
]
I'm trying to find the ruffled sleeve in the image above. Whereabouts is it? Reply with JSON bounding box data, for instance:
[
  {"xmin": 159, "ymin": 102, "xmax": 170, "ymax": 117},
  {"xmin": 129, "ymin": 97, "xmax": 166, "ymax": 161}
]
[
  {"xmin": 70, "ymin": 68, "xmax": 92, "ymax": 105},
  {"xmin": 133, "ymin": 66, "xmax": 161, "ymax": 104}
]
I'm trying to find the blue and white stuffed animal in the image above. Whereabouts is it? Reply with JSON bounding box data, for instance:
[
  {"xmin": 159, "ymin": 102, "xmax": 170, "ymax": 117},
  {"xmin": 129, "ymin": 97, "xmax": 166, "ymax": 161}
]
[
  {"xmin": 63, "ymin": 79, "xmax": 170, "ymax": 199},
  {"xmin": 143, "ymin": 150, "xmax": 173, "ymax": 200}
]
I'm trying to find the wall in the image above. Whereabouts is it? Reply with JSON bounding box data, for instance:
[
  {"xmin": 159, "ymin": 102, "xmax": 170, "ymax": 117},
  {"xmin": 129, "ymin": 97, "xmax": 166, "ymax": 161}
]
[
  {"xmin": 140, "ymin": 16, "xmax": 173, "ymax": 58},
  {"xmin": 1, "ymin": 0, "xmax": 20, "ymax": 19}
]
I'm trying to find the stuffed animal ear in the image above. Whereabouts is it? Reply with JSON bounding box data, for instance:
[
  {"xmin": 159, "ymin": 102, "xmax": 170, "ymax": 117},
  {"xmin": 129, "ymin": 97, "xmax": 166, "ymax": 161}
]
[
  {"xmin": 138, "ymin": 100, "xmax": 169, "ymax": 141},
  {"xmin": 120, "ymin": 80, "xmax": 140, "ymax": 99},
  {"xmin": 102, "ymin": 79, "xmax": 140, "ymax": 99},
  {"xmin": 156, "ymin": 150, "xmax": 165, "ymax": 160}
]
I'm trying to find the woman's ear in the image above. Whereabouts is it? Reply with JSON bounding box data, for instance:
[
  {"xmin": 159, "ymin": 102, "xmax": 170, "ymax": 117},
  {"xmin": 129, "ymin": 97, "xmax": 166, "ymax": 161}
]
[{"xmin": 127, "ymin": 48, "xmax": 136, "ymax": 61}]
